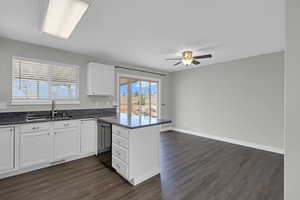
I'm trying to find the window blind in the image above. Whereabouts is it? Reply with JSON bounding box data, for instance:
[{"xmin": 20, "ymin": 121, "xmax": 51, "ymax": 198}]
[
  {"xmin": 12, "ymin": 59, "xmax": 79, "ymax": 83},
  {"xmin": 12, "ymin": 57, "xmax": 80, "ymax": 104}
]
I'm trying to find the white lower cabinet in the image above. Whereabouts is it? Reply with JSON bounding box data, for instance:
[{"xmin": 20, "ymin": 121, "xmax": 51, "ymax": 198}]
[
  {"xmin": 19, "ymin": 131, "xmax": 51, "ymax": 168},
  {"xmin": 0, "ymin": 127, "xmax": 14, "ymax": 172},
  {"xmin": 0, "ymin": 119, "xmax": 98, "ymax": 179},
  {"xmin": 80, "ymin": 120, "xmax": 97, "ymax": 155},
  {"xmin": 111, "ymin": 125, "xmax": 160, "ymax": 185},
  {"xmin": 53, "ymin": 128, "xmax": 79, "ymax": 161},
  {"xmin": 112, "ymin": 157, "xmax": 128, "ymax": 179}
]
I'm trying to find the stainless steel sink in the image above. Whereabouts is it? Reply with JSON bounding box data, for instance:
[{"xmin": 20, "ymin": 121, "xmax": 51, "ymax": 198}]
[
  {"xmin": 26, "ymin": 116, "xmax": 52, "ymax": 122},
  {"xmin": 26, "ymin": 116, "xmax": 72, "ymax": 122}
]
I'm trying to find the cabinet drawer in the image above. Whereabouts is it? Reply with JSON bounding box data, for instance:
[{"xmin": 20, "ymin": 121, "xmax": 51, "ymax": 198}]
[
  {"xmin": 112, "ymin": 157, "xmax": 128, "ymax": 179},
  {"xmin": 112, "ymin": 125, "xmax": 128, "ymax": 139},
  {"xmin": 112, "ymin": 144, "xmax": 128, "ymax": 163},
  {"xmin": 54, "ymin": 120, "xmax": 79, "ymax": 130},
  {"xmin": 20, "ymin": 123, "xmax": 51, "ymax": 133},
  {"xmin": 112, "ymin": 134, "xmax": 128, "ymax": 149}
]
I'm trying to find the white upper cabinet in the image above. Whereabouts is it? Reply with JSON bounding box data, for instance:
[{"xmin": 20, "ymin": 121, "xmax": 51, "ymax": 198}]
[{"xmin": 87, "ymin": 63, "xmax": 115, "ymax": 96}]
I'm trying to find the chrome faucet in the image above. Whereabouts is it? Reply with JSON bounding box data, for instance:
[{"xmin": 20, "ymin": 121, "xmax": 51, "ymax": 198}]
[{"xmin": 51, "ymin": 100, "xmax": 57, "ymax": 118}]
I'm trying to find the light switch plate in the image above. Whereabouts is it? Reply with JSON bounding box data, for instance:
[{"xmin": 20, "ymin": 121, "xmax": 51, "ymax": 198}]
[{"xmin": 0, "ymin": 102, "xmax": 7, "ymax": 109}]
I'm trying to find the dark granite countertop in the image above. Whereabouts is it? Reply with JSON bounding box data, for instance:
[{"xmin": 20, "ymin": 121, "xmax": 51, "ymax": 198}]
[
  {"xmin": 0, "ymin": 111, "xmax": 171, "ymax": 129},
  {"xmin": 0, "ymin": 114, "xmax": 103, "ymax": 126},
  {"xmin": 0, "ymin": 108, "xmax": 116, "ymax": 127},
  {"xmin": 98, "ymin": 114, "xmax": 171, "ymax": 129}
]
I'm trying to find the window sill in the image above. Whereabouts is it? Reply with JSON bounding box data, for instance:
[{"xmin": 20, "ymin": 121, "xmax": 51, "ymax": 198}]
[{"xmin": 11, "ymin": 100, "xmax": 80, "ymax": 105}]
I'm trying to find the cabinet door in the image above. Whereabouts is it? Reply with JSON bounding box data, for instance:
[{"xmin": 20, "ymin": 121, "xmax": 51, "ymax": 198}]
[
  {"xmin": 20, "ymin": 131, "xmax": 51, "ymax": 168},
  {"xmin": 0, "ymin": 127, "xmax": 14, "ymax": 172},
  {"xmin": 54, "ymin": 128, "xmax": 79, "ymax": 161},
  {"xmin": 80, "ymin": 120, "xmax": 97, "ymax": 155},
  {"xmin": 87, "ymin": 63, "xmax": 115, "ymax": 96}
]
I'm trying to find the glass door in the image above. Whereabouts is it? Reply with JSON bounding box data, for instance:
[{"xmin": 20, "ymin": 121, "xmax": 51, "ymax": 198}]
[{"xmin": 119, "ymin": 77, "xmax": 159, "ymax": 119}]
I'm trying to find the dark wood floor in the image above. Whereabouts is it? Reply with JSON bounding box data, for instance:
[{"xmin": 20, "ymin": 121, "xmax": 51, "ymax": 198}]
[{"xmin": 0, "ymin": 131, "xmax": 283, "ymax": 200}]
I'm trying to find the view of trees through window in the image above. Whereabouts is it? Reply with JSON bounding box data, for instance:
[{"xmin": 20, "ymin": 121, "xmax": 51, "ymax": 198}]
[{"xmin": 119, "ymin": 77, "xmax": 159, "ymax": 118}]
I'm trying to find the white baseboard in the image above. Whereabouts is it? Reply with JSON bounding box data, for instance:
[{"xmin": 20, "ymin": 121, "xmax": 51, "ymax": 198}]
[
  {"xmin": 168, "ymin": 128, "xmax": 284, "ymax": 155},
  {"xmin": 161, "ymin": 127, "xmax": 174, "ymax": 132},
  {"xmin": 130, "ymin": 168, "xmax": 160, "ymax": 186},
  {"xmin": 0, "ymin": 153, "xmax": 96, "ymax": 180}
]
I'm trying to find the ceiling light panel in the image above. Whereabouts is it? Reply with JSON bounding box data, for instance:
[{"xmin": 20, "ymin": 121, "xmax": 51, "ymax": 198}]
[{"xmin": 42, "ymin": 0, "xmax": 90, "ymax": 39}]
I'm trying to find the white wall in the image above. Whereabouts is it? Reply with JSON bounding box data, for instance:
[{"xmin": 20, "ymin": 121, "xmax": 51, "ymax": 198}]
[
  {"xmin": 285, "ymin": 0, "xmax": 300, "ymax": 199},
  {"xmin": 170, "ymin": 52, "xmax": 284, "ymax": 151},
  {"xmin": 0, "ymin": 37, "xmax": 171, "ymax": 119}
]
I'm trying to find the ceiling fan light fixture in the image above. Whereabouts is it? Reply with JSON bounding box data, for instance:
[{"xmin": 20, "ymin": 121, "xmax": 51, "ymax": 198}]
[
  {"xmin": 181, "ymin": 51, "xmax": 193, "ymax": 66},
  {"xmin": 181, "ymin": 58, "xmax": 192, "ymax": 66},
  {"xmin": 42, "ymin": 0, "xmax": 90, "ymax": 39}
]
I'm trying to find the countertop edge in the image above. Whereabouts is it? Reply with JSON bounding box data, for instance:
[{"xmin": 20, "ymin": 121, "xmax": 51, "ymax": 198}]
[
  {"xmin": 0, "ymin": 115, "xmax": 172, "ymax": 129},
  {"xmin": 98, "ymin": 118, "xmax": 172, "ymax": 129}
]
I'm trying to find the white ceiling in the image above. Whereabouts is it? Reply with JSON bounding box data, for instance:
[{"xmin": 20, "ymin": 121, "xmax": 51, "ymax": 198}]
[{"xmin": 0, "ymin": 0, "xmax": 285, "ymax": 72}]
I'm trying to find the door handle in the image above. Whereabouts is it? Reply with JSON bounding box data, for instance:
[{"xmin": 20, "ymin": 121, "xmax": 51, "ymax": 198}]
[
  {"xmin": 101, "ymin": 127, "xmax": 104, "ymax": 149},
  {"xmin": 102, "ymin": 127, "xmax": 106, "ymax": 148}
]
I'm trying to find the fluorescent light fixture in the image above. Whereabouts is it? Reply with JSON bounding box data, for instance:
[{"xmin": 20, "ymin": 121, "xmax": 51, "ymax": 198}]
[{"xmin": 42, "ymin": 0, "xmax": 90, "ymax": 39}]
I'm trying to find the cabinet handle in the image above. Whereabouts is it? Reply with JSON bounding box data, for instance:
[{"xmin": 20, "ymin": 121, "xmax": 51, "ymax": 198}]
[
  {"xmin": 9, "ymin": 128, "xmax": 13, "ymax": 132},
  {"xmin": 64, "ymin": 123, "xmax": 69, "ymax": 127}
]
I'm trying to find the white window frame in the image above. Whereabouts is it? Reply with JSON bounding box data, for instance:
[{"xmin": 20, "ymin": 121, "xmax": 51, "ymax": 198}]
[
  {"xmin": 117, "ymin": 73, "xmax": 162, "ymax": 118},
  {"xmin": 11, "ymin": 56, "xmax": 80, "ymax": 105}
]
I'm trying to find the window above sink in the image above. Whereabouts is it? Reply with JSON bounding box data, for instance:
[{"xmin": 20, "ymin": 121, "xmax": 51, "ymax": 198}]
[{"xmin": 11, "ymin": 57, "xmax": 80, "ymax": 105}]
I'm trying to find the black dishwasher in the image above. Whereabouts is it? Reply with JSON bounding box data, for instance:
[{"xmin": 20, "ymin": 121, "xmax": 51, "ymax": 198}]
[{"xmin": 97, "ymin": 120, "xmax": 112, "ymax": 168}]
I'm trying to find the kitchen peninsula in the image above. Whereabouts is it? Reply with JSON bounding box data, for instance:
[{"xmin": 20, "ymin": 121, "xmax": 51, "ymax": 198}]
[{"xmin": 99, "ymin": 113, "xmax": 171, "ymax": 185}]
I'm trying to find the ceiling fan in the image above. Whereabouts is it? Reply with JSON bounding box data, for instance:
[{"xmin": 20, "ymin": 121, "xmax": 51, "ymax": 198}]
[{"xmin": 166, "ymin": 51, "xmax": 212, "ymax": 66}]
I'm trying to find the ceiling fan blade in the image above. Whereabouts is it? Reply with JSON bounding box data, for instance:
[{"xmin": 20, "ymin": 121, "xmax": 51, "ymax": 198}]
[
  {"xmin": 192, "ymin": 60, "xmax": 200, "ymax": 65},
  {"xmin": 174, "ymin": 61, "xmax": 182, "ymax": 66},
  {"xmin": 193, "ymin": 54, "xmax": 212, "ymax": 59},
  {"xmin": 165, "ymin": 58, "xmax": 181, "ymax": 60}
]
